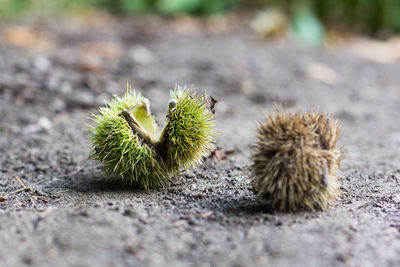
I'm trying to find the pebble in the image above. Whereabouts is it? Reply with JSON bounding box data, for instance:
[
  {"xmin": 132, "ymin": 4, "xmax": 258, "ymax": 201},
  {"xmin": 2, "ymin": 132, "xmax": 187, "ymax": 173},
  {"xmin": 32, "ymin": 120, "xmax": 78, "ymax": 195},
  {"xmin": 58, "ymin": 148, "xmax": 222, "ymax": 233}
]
[
  {"xmin": 37, "ymin": 117, "xmax": 52, "ymax": 130},
  {"xmin": 33, "ymin": 55, "xmax": 51, "ymax": 72},
  {"xmin": 130, "ymin": 45, "xmax": 153, "ymax": 65}
]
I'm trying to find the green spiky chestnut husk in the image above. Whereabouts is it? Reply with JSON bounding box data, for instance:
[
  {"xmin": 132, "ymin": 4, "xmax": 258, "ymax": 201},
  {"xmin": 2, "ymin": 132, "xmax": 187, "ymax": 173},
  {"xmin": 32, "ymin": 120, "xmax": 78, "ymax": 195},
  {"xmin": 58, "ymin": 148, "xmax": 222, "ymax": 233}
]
[
  {"xmin": 251, "ymin": 108, "xmax": 342, "ymax": 212},
  {"xmin": 89, "ymin": 85, "xmax": 216, "ymax": 189},
  {"xmin": 163, "ymin": 88, "xmax": 216, "ymax": 173}
]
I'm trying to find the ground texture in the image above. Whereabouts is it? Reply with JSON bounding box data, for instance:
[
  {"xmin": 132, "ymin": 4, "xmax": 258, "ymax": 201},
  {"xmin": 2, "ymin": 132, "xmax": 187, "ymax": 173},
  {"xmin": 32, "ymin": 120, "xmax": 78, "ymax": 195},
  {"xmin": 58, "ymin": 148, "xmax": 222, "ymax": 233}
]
[{"xmin": 1, "ymin": 15, "xmax": 400, "ymax": 267}]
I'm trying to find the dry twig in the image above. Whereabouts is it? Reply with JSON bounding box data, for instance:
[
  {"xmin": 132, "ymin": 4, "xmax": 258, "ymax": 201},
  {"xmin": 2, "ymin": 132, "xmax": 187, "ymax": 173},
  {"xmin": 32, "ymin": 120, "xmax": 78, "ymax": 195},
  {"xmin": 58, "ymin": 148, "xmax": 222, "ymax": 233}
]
[
  {"xmin": 58, "ymin": 168, "xmax": 82, "ymax": 178},
  {"xmin": 13, "ymin": 176, "xmax": 48, "ymax": 207}
]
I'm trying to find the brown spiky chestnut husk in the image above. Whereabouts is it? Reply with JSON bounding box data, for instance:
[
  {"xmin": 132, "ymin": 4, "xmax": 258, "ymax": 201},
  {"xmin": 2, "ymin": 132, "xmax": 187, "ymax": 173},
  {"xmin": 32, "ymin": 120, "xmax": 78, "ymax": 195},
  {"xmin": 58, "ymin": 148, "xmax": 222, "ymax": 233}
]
[{"xmin": 251, "ymin": 109, "xmax": 342, "ymax": 212}]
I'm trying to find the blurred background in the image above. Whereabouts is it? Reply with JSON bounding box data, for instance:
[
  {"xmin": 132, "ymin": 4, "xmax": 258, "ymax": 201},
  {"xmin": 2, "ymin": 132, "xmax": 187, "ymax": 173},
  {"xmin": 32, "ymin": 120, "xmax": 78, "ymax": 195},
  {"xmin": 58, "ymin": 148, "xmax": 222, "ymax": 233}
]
[{"xmin": 2, "ymin": 0, "xmax": 400, "ymax": 41}]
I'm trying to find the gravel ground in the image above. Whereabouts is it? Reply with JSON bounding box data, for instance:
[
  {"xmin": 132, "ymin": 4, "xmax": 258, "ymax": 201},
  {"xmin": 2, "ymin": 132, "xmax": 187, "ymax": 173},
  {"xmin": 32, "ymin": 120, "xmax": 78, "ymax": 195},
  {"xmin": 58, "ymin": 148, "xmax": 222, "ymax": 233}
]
[{"xmin": 1, "ymin": 15, "xmax": 400, "ymax": 267}]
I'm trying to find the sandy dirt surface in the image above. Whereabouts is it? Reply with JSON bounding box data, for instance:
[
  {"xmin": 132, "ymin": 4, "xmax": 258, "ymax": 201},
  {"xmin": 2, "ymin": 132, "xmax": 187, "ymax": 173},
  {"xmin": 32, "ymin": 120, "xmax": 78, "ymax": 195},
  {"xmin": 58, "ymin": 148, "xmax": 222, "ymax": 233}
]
[{"xmin": 1, "ymin": 16, "xmax": 400, "ymax": 267}]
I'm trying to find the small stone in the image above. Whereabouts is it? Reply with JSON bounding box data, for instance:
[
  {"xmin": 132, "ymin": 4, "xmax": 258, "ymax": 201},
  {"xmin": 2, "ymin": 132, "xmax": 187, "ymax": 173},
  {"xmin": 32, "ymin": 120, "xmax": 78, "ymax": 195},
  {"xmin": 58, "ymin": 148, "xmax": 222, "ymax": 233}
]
[
  {"xmin": 33, "ymin": 55, "xmax": 51, "ymax": 72},
  {"xmin": 37, "ymin": 117, "xmax": 52, "ymax": 130},
  {"xmin": 174, "ymin": 220, "xmax": 188, "ymax": 227},
  {"xmin": 384, "ymin": 227, "xmax": 398, "ymax": 235},
  {"xmin": 130, "ymin": 45, "xmax": 153, "ymax": 65},
  {"xmin": 23, "ymin": 124, "xmax": 41, "ymax": 135}
]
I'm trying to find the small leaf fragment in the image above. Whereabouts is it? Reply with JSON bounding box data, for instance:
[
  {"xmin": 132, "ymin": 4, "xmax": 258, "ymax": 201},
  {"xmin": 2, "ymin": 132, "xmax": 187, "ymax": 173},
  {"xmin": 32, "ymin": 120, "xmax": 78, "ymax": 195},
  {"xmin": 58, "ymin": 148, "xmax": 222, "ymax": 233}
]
[
  {"xmin": 210, "ymin": 147, "xmax": 235, "ymax": 162},
  {"xmin": 204, "ymin": 93, "xmax": 217, "ymax": 114},
  {"xmin": 201, "ymin": 211, "xmax": 213, "ymax": 219}
]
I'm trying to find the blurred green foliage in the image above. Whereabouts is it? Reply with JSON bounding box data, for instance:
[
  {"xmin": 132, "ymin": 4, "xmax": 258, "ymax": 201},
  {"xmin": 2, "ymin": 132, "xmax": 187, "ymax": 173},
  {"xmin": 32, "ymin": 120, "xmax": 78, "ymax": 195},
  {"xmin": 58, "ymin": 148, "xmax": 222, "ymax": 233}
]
[
  {"xmin": 0, "ymin": 0, "xmax": 29, "ymax": 17},
  {"xmin": 1, "ymin": 0, "xmax": 400, "ymax": 36},
  {"xmin": 0, "ymin": 0, "xmax": 239, "ymax": 18},
  {"xmin": 261, "ymin": 0, "xmax": 400, "ymax": 36},
  {"xmin": 310, "ymin": 0, "xmax": 400, "ymax": 35},
  {"xmin": 87, "ymin": 0, "xmax": 239, "ymax": 15},
  {"xmin": 0, "ymin": 0, "xmax": 86, "ymax": 18},
  {"xmin": 290, "ymin": 5, "xmax": 324, "ymax": 46}
]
